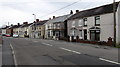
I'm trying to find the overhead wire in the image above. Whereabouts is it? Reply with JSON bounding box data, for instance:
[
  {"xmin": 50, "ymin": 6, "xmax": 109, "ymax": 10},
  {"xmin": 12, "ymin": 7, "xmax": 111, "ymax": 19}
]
[{"xmin": 39, "ymin": 0, "xmax": 82, "ymax": 18}]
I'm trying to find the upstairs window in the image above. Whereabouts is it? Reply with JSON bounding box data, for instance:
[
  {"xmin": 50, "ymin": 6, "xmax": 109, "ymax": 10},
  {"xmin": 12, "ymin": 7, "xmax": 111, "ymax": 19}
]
[
  {"xmin": 78, "ymin": 20, "xmax": 83, "ymax": 26},
  {"xmin": 95, "ymin": 16, "xmax": 100, "ymax": 26},
  {"xmin": 72, "ymin": 21, "xmax": 75, "ymax": 27},
  {"xmin": 83, "ymin": 18, "xmax": 87, "ymax": 26}
]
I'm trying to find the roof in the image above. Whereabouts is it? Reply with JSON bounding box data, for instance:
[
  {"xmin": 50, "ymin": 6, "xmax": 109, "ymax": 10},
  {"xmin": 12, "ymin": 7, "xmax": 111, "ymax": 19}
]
[
  {"xmin": 2, "ymin": 26, "xmax": 9, "ymax": 29},
  {"xmin": 68, "ymin": 2, "xmax": 119, "ymax": 20},
  {"xmin": 8, "ymin": 25, "xmax": 20, "ymax": 29},
  {"xmin": 46, "ymin": 14, "xmax": 73, "ymax": 24},
  {"xmin": 20, "ymin": 23, "xmax": 33, "ymax": 28},
  {"xmin": 34, "ymin": 20, "xmax": 48, "ymax": 26}
]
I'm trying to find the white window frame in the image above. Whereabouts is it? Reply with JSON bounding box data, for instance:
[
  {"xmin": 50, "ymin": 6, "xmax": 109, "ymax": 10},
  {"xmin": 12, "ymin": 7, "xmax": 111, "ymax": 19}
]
[
  {"xmin": 79, "ymin": 30, "xmax": 83, "ymax": 39},
  {"xmin": 72, "ymin": 21, "xmax": 75, "ymax": 27},
  {"xmin": 78, "ymin": 19, "xmax": 83, "ymax": 26},
  {"xmin": 72, "ymin": 30, "xmax": 75, "ymax": 36}
]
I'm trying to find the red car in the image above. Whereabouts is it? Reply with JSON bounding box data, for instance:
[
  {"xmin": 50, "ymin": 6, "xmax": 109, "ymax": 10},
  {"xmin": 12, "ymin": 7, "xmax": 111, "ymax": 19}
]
[{"xmin": 5, "ymin": 34, "xmax": 11, "ymax": 37}]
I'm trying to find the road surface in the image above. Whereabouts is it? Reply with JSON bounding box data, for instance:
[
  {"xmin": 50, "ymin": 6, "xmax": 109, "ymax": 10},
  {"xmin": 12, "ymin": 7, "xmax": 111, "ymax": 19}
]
[{"xmin": 2, "ymin": 37, "xmax": 120, "ymax": 67}]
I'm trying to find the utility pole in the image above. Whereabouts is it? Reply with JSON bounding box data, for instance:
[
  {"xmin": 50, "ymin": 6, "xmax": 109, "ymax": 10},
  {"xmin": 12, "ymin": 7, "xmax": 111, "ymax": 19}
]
[{"xmin": 113, "ymin": 0, "xmax": 116, "ymax": 47}]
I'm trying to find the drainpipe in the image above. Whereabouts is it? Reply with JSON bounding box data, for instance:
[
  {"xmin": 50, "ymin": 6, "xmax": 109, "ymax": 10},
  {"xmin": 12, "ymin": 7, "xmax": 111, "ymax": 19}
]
[{"xmin": 113, "ymin": 0, "xmax": 116, "ymax": 47}]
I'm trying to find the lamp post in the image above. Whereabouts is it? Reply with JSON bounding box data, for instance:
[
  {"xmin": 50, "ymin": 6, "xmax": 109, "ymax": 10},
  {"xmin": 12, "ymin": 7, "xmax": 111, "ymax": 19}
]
[
  {"xmin": 113, "ymin": 0, "xmax": 116, "ymax": 47},
  {"xmin": 32, "ymin": 14, "xmax": 36, "ymax": 22},
  {"xmin": 32, "ymin": 14, "xmax": 36, "ymax": 38}
]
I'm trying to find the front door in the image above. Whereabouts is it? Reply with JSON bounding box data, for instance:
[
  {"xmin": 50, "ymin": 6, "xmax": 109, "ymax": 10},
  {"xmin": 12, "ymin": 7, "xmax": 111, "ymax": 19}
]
[{"xmin": 84, "ymin": 30, "xmax": 87, "ymax": 40}]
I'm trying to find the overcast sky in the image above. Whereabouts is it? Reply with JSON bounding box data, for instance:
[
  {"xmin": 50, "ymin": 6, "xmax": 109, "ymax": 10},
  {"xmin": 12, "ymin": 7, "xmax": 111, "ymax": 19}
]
[{"xmin": 0, "ymin": 0, "xmax": 120, "ymax": 27}]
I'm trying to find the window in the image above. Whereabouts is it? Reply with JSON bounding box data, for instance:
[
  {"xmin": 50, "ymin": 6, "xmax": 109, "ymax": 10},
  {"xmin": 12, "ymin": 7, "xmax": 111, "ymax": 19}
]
[
  {"xmin": 78, "ymin": 20, "xmax": 83, "ymax": 26},
  {"xmin": 90, "ymin": 30, "xmax": 100, "ymax": 41},
  {"xmin": 83, "ymin": 18, "xmax": 87, "ymax": 26},
  {"xmin": 72, "ymin": 21, "xmax": 75, "ymax": 27},
  {"xmin": 58, "ymin": 24, "xmax": 60, "ymax": 28},
  {"xmin": 39, "ymin": 31, "xmax": 41, "ymax": 36},
  {"xmin": 79, "ymin": 30, "xmax": 82, "ymax": 39},
  {"xmin": 95, "ymin": 16, "xmax": 100, "ymax": 26},
  {"xmin": 48, "ymin": 26, "xmax": 50, "ymax": 29},
  {"xmin": 72, "ymin": 30, "xmax": 75, "ymax": 36}
]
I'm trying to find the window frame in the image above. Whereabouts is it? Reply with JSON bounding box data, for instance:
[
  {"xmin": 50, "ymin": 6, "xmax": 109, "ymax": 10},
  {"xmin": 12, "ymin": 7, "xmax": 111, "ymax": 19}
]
[
  {"xmin": 95, "ymin": 16, "xmax": 100, "ymax": 26},
  {"xmin": 79, "ymin": 30, "xmax": 83, "ymax": 39},
  {"xmin": 72, "ymin": 21, "xmax": 76, "ymax": 27},
  {"xmin": 83, "ymin": 18, "xmax": 87, "ymax": 27},
  {"xmin": 78, "ymin": 20, "xmax": 83, "ymax": 27}
]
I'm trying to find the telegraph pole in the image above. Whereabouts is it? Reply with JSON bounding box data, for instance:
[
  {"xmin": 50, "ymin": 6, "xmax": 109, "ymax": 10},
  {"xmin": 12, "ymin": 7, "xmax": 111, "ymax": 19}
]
[{"xmin": 113, "ymin": 0, "xmax": 116, "ymax": 47}]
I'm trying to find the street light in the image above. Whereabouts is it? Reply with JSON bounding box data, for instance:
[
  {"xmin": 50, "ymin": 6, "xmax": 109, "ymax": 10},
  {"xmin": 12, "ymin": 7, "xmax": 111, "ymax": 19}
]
[
  {"xmin": 32, "ymin": 14, "xmax": 36, "ymax": 38},
  {"xmin": 32, "ymin": 14, "xmax": 36, "ymax": 22}
]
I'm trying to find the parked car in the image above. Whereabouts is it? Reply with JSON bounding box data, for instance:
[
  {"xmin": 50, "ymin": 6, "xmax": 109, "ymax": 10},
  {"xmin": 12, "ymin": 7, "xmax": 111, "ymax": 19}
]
[
  {"xmin": 5, "ymin": 34, "xmax": 11, "ymax": 37},
  {"xmin": 2, "ymin": 34, "xmax": 6, "ymax": 36},
  {"xmin": 13, "ymin": 34, "xmax": 19, "ymax": 38}
]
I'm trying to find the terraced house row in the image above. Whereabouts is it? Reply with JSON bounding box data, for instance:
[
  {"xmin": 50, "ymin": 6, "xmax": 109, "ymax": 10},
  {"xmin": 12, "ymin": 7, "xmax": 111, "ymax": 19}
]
[{"xmin": 1, "ymin": 2, "xmax": 120, "ymax": 45}]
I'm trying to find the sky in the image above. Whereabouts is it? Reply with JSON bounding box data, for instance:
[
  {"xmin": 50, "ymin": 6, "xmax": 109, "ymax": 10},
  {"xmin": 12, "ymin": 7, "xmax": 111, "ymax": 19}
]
[{"xmin": 0, "ymin": 0, "xmax": 120, "ymax": 27}]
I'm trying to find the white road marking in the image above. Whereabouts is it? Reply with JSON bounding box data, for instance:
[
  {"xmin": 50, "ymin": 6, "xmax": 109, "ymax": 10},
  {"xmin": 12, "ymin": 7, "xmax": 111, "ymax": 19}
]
[
  {"xmin": 60, "ymin": 47, "xmax": 81, "ymax": 54},
  {"xmin": 10, "ymin": 44, "xmax": 18, "ymax": 67},
  {"xmin": 42, "ymin": 43, "xmax": 53, "ymax": 46},
  {"xmin": 99, "ymin": 58, "xmax": 120, "ymax": 65},
  {"xmin": 33, "ymin": 41, "xmax": 38, "ymax": 42}
]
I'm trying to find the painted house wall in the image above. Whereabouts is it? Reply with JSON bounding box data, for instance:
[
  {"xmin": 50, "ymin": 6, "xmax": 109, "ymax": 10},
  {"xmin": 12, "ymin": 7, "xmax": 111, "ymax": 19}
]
[
  {"xmin": 45, "ymin": 23, "xmax": 53, "ymax": 39},
  {"xmin": 100, "ymin": 13, "xmax": 114, "ymax": 41},
  {"xmin": 2, "ymin": 29, "xmax": 6, "ymax": 34},
  {"xmin": 13, "ymin": 28, "xmax": 20, "ymax": 35},
  {"xmin": 68, "ymin": 13, "xmax": 115, "ymax": 42},
  {"xmin": 116, "ymin": 4, "xmax": 120, "ymax": 44}
]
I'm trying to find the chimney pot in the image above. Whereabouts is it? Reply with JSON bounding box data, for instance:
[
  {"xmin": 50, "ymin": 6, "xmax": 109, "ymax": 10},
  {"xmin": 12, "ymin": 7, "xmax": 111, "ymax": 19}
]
[
  {"xmin": 17, "ymin": 23, "xmax": 20, "ymax": 26},
  {"xmin": 49, "ymin": 18, "xmax": 51, "ymax": 20},
  {"xmin": 70, "ymin": 10, "xmax": 73, "ymax": 14},
  {"xmin": 36, "ymin": 19, "xmax": 39, "ymax": 22},
  {"xmin": 76, "ymin": 10, "xmax": 79, "ymax": 13},
  {"xmin": 53, "ymin": 16, "xmax": 55, "ymax": 19}
]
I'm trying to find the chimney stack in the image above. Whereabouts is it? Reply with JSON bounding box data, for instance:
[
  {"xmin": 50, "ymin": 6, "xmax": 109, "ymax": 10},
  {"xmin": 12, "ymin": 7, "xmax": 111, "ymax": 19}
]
[
  {"xmin": 70, "ymin": 10, "xmax": 73, "ymax": 14},
  {"xmin": 49, "ymin": 18, "xmax": 51, "ymax": 20},
  {"xmin": 76, "ymin": 10, "xmax": 79, "ymax": 13},
  {"xmin": 23, "ymin": 22, "xmax": 28, "ymax": 25},
  {"xmin": 53, "ymin": 16, "xmax": 55, "ymax": 19},
  {"xmin": 11, "ymin": 24, "xmax": 13, "ymax": 26},
  {"xmin": 17, "ymin": 23, "xmax": 20, "ymax": 26},
  {"xmin": 36, "ymin": 19, "xmax": 39, "ymax": 22}
]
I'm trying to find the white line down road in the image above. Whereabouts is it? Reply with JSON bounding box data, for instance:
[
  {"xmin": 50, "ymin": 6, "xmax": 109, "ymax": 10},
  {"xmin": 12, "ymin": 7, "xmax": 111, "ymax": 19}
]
[
  {"xmin": 33, "ymin": 41, "xmax": 38, "ymax": 42},
  {"xmin": 10, "ymin": 44, "xmax": 18, "ymax": 67},
  {"xmin": 60, "ymin": 47, "xmax": 81, "ymax": 54},
  {"xmin": 42, "ymin": 43, "xmax": 53, "ymax": 46},
  {"xmin": 99, "ymin": 58, "xmax": 120, "ymax": 65}
]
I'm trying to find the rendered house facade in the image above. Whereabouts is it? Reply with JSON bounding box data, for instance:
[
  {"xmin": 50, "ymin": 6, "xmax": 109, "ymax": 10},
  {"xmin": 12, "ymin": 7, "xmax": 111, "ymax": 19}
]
[
  {"xmin": 67, "ymin": 2, "xmax": 120, "ymax": 44},
  {"xmin": 30, "ymin": 19, "xmax": 48, "ymax": 39}
]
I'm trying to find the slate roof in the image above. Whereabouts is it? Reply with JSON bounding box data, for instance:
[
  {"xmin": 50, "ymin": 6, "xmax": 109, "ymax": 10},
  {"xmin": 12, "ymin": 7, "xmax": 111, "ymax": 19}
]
[
  {"xmin": 20, "ymin": 23, "xmax": 33, "ymax": 28},
  {"xmin": 34, "ymin": 20, "xmax": 48, "ymax": 26},
  {"xmin": 46, "ymin": 14, "xmax": 73, "ymax": 24},
  {"xmin": 2, "ymin": 26, "xmax": 10, "ymax": 29},
  {"xmin": 68, "ymin": 2, "xmax": 119, "ymax": 20},
  {"xmin": 8, "ymin": 25, "xmax": 20, "ymax": 29}
]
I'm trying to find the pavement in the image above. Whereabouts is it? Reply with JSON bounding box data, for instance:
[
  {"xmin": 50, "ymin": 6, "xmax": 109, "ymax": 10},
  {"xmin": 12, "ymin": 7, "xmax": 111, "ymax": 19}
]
[
  {"xmin": 2, "ymin": 37, "xmax": 119, "ymax": 67},
  {"xmin": 0, "ymin": 36, "xmax": 2, "ymax": 67}
]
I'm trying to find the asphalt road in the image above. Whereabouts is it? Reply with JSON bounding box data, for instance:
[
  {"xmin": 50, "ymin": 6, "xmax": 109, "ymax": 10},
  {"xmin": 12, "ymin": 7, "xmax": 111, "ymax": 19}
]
[{"xmin": 2, "ymin": 37, "xmax": 120, "ymax": 67}]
